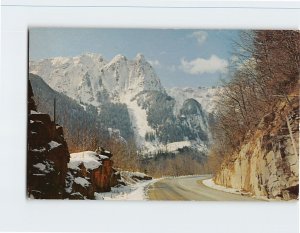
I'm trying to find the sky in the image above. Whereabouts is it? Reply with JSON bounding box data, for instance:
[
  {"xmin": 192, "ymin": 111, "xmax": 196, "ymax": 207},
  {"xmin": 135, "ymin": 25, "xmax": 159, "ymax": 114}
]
[{"xmin": 29, "ymin": 28, "xmax": 241, "ymax": 87}]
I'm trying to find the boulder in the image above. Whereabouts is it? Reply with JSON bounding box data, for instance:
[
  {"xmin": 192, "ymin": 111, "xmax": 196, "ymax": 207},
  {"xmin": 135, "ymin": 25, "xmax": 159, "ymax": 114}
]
[{"xmin": 66, "ymin": 149, "xmax": 123, "ymax": 199}]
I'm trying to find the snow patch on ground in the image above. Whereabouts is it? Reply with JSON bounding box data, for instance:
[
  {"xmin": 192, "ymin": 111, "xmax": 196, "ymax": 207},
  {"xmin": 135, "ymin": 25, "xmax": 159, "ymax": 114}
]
[
  {"xmin": 74, "ymin": 177, "xmax": 90, "ymax": 188},
  {"xmin": 119, "ymin": 170, "xmax": 150, "ymax": 185},
  {"xmin": 70, "ymin": 192, "xmax": 84, "ymax": 198},
  {"xmin": 32, "ymin": 161, "xmax": 54, "ymax": 174},
  {"xmin": 94, "ymin": 170, "xmax": 156, "ymax": 200},
  {"xmin": 94, "ymin": 179, "xmax": 157, "ymax": 200},
  {"xmin": 203, "ymin": 178, "xmax": 249, "ymax": 195},
  {"xmin": 203, "ymin": 178, "xmax": 276, "ymax": 201},
  {"xmin": 65, "ymin": 172, "xmax": 74, "ymax": 194},
  {"xmin": 68, "ymin": 151, "xmax": 108, "ymax": 171}
]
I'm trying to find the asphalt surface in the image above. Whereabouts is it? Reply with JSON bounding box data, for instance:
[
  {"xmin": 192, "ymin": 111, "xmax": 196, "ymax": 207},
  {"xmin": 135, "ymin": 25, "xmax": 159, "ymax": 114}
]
[{"xmin": 147, "ymin": 175, "xmax": 260, "ymax": 201}]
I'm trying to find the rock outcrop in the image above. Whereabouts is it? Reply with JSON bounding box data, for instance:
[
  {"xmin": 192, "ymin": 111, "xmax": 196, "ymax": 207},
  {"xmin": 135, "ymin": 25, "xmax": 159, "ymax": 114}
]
[
  {"xmin": 118, "ymin": 170, "xmax": 152, "ymax": 185},
  {"xmin": 66, "ymin": 149, "xmax": 122, "ymax": 199},
  {"xmin": 28, "ymin": 80, "xmax": 122, "ymax": 199},
  {"xmin": 27, "ymin": 80, "xmax": 70, "ymax": 199},
  {"xmin": 215, "ymin": 95, "xmax": 299, "ymax": 200}
]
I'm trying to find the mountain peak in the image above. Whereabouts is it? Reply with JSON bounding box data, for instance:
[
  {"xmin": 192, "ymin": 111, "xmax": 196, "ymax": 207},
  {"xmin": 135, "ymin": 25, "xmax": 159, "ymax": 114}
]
[
  {"xmin": 105, "ymin": 54, "xmax": 128, "ymax": 69},
  {"xmin": 135, "ymin": 53, "xmax": 145, "ymax": 61},
  {"xmin": 29, "ymin": 52, "xmax": 165, "ymax": 104},
  {"xmin": 112, "ymin": 54, "xmax": 127, "ymax": 61}
]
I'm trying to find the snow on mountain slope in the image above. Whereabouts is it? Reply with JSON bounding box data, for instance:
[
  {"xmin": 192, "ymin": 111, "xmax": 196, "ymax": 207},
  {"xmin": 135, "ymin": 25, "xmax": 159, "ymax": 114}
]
[
  {"xmin": 180, "ymin": 98, "xmax": 209, "ymax": 135},
  {"xmin": 167, "ymin": 86, "xmax": 221, "ymax": 114},
  {"xmin": 30, "ymin": 53, "xmax": 217, "ymax": 156},
  {"xmin": 30, "ymin": 53, "xmax": 164, "ymax": 105},
  {"xmin": 30, "ymin": 53, "xmax": 108, "ymax": 106},
  {"xmin": 29, "ymin": 52, "xmax": 168, "ymax": 153},
  {"xmin": 120, "ymin": 91, "xmax": 156, "ymax": 150},
  {"xmin": 119, "ymin": 90, "xmax": 211, "ymax": 155},
  {"xmin": 128, "ymin": 54, "xmax": 164, "ymax": 95},
  {"xmin": 147, "ymin": 140, "xmax": 207, "ymax": 155}
]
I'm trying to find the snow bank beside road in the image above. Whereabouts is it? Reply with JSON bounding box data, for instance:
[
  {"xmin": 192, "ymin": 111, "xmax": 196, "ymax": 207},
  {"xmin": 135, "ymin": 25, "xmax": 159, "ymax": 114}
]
[
  {"xmin": 203, "ymin": 178, "xmax": 274, "ymax": 201},
  {"xmin": 203, "ymin": 178, "xmax": 249, "ymax": 196},
  {"xmin": 94, "ymin": 170, "xmax": 156, "ymax": 200},
  {"xmin": 94, "ymin": 179, "xmax": 156, "ymax": 200}
]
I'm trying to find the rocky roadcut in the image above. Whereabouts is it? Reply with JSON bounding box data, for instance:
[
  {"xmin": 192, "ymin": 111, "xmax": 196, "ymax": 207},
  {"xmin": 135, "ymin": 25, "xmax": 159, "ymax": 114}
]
[{"xmin": 215, "ymin": 94, "xmax": 299, "ymax": 200}]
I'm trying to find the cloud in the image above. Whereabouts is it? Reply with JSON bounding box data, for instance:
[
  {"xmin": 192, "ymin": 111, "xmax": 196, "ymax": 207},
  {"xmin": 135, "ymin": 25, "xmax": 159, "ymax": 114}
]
[
  {"xmin": 190, "ymin": 31, "xmax": 208, "ymax": 45},
  {"xmin": 148, "ymin": 59, "xmax": 160, "ymax": 67},
  {"xmin": 180, "ymin": 55, "xmax": 228, "ymax": 75}
]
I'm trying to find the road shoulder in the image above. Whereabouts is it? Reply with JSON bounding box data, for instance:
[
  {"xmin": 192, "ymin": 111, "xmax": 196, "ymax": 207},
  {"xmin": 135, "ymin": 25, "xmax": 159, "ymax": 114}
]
[{"xmin": 202, "ymin": 178, "xmax": 275, "ymax": 201}]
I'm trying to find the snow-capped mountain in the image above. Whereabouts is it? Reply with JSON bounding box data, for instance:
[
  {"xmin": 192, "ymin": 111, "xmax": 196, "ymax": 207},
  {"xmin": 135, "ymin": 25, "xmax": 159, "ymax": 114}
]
[
  {"xmin": 29, "ymin": 53, "xmax": 216, "ymax": 155},
  {"xmin": 30, "ymin": 53, "xmax": 164, "ymax": 105},
  {"xmin": 167, "ymin": 86, "xmax": 221, "ymax": 114}
]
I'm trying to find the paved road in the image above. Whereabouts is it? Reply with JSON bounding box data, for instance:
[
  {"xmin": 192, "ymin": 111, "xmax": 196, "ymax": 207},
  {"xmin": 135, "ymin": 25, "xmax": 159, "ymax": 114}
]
[{"xmin": 147, "ymin": 175, "xmax": 259, "ymax": 201}]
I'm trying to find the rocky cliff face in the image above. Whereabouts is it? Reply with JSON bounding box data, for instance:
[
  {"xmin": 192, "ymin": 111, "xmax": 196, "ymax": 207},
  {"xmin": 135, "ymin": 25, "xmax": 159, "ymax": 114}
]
[
  {"xmin": 167, "ymin": 86, "xmax": 220, "ymax": 114},
  {"xmin": 27, "ymin": 80, "xmax": 70, "ymax": 199},
  {"xmin": 179, "ymin": 98, "xmax": 209, "ymax": 141},
  {"xmin": 214, "ymin": 96, "xmax": 299, "ymax": 200}
]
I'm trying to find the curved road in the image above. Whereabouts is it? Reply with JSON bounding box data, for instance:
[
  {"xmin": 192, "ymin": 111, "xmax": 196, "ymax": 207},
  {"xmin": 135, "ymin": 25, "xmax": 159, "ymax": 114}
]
[{"xmin": 147, "ymin": 175, "xmax": 259, "ymax": 201}]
